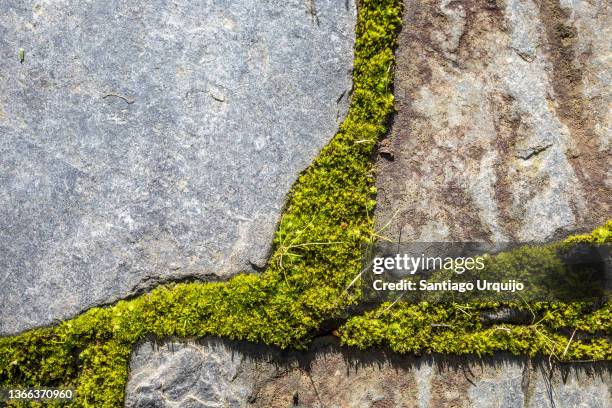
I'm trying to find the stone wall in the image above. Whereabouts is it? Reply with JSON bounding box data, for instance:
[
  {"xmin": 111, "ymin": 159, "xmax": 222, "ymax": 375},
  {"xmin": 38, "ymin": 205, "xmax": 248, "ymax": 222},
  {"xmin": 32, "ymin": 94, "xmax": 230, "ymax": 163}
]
[{"xmin": 2, "ymin": 0, "xmax": 609, "ymax": 404}]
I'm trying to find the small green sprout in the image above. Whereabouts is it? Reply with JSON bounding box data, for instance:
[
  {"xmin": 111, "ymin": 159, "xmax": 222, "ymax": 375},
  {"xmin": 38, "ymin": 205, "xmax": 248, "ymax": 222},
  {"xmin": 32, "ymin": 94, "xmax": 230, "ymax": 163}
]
[{"xmin": 18, "ymin": 47, "xmax": 25, "ymax": 64}]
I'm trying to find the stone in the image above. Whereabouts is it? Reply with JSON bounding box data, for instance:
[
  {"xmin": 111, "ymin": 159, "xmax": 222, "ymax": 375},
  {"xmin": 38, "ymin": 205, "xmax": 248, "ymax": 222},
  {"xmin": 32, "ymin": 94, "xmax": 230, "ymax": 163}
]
[
  {"xmin": 125, "ymin": 337, "xmax": 612, "ymax": 407},
  {"xmin": 125, "ymin": 339, "xmax": 255, "ymax": 408},
  {"xmin": 375, "ymin": 0, "xmax": 611, "ymax": 243},
  {"xmin": 122, "ymin": 2, "xmax": 612, "ymax": 406},
  {"xmin": 0, "ymin": 0, "xmax": 356, "ymax": 334}
]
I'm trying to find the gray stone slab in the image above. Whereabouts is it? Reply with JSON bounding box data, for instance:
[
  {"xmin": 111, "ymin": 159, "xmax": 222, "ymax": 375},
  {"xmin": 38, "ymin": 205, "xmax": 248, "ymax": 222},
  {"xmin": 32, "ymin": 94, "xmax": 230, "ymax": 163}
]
[{"xmin": 0, "ymin": 0, "xmax": 356, "ymax": 334}]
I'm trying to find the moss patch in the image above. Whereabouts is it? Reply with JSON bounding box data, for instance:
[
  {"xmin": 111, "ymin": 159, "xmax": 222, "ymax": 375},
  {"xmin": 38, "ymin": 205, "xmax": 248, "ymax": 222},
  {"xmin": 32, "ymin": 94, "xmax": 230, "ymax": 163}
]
[{"xmin": 339, "ymin": 222, "xmax": 612, "ymax": 361}]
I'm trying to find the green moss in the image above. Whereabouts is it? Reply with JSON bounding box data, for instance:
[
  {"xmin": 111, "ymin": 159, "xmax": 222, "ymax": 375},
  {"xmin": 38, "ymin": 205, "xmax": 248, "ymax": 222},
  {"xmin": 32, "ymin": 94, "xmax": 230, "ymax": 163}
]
[
  {"xmin": 339, "ymin": 300, "xmax": 612, "ymax": 360},
  {"xmin": 339, "ymin": 222, "xmax": 612, "ymax": 361},
  {"xmin": 0, "ymin": 1, "xmax": 402, "ymax": 406},
  {"xmin": 564, "ymin": 221, "xmax": 612, "ymax": 244},
  {"xmin": 1, "ymin": 1, "xmax": 610, "ymax": 406}
]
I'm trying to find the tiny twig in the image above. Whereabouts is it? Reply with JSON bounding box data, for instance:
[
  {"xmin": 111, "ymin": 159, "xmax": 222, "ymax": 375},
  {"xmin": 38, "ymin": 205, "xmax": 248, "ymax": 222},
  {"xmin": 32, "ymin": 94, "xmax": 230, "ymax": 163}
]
[
  {"xmin": 376, "ymin": 292, "xmax": 405, "ymax": 317},
  {"xmin": 102, "ymin": 93, "xmax": 135, "ymax": 104},
  {"xmin": 494, "ymin": 326, "xmax": 512, "ymax": 332},
  {"xmin": 562, "ymin": 329, "xmax": 577, "ymax": 358}
]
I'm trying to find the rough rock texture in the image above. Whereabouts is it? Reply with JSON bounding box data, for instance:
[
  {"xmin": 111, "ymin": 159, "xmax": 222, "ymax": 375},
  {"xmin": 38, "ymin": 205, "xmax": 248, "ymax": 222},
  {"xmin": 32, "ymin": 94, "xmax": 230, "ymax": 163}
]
[
  {"xmin": 122, "ymin": 1, "xmax": 612, "ymax": 405},
  {"xmin": 125, "ymin": 337, "xmax": 611, "ymax": 407},
  {"xmin": 375, "ymin": 0, "xmax": 611, "ymax": 242},
  {"xmin": 0, "ymin": 0, "xmax": 356, "ymax": 335},
  {"xmin": 126, "ymin": 340, "xmax": 254, "ymax": 407}
]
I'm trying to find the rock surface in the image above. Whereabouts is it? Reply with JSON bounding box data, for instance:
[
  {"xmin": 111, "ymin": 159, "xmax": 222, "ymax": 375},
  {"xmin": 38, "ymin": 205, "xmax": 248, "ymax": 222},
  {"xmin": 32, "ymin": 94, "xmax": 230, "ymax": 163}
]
[
  {"xmin": 125, "ymin": 337, "xmax": 611, "ymax": 407},
  {"xmin": 375, "ymin": 0, "xmax": 611, "ymax": 242},
  {"xmin": 122, "ymin": 1, "xmax": 612, "ymax": 406},
  {"xmin": 0, "ymin": 0, "xmax": 356, "ymax": 335}
]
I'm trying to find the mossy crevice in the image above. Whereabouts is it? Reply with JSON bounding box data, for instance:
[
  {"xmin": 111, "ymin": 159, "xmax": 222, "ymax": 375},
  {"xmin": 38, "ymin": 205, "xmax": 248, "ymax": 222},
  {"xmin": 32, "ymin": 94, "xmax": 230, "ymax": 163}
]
[
  {"xmin": 339, "ymin": 223, "xmax": 612, "ymax": 360},
  {"xmin": 0, "ymin": 1, "xmax": 402, "ymax": 406}
]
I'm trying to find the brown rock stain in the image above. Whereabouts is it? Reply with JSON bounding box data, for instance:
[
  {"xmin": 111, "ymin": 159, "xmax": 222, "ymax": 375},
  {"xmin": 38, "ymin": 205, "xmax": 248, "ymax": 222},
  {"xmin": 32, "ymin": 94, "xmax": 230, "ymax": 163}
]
[
  {"xmin": 376, "ymin": 0, "xmax": 509, "ymax": 241},
  {"xmin": 536, "ymin": 0, "xmax": 610, "ymax": 228},
  {"xmin": 375, "ymin": 0, "xmax": 610, "ymax": 243},
  {"xmin": 252, "ymin": 352, "xmax": 419, "ymax": 407},
  {"xmin": 489, "ymin": 91, "xmax": 522, "ymax": 239}
]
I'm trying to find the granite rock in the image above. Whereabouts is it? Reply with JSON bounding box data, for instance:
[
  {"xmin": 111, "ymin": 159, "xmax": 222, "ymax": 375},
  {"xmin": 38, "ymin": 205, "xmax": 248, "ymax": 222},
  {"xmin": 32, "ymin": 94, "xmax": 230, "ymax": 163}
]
[
  {"xmin": 125, "ymin": 337, "xmax": 612, "ymax": 407},
  {"xmin": 0, "ymin": 0, "xmax": 356, "ymax": 334}
]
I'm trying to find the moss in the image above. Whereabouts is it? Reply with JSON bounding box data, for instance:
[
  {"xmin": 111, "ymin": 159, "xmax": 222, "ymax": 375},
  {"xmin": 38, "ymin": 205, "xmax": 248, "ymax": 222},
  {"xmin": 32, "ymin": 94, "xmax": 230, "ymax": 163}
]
[
  {"xmin": 339, "ymin": 222, "xmax": 612, "ymax": 361},
  {"xmin": 0, "ymin": 1, "xmax": 610, "ymax": 406},
  {"xmin": 564, "ymin": 221, "xmax": 612, "ymax": 244},
  {"xmin": 0, "ymin": 1, "xmax": 402, "ymax": 406},
  {"xmin": 339, "ymin": 300, "xmax": 612, "ymax": 360}
]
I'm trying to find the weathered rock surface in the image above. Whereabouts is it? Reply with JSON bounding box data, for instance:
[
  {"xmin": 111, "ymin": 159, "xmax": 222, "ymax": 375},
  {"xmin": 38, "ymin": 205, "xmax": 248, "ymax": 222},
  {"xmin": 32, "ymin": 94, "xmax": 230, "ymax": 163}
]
[
  {"xmin": 0, "ymin": 0, "xmax": 356, "ymax": 334},
  {"xmin": 125, "ymin": 337, "xmax": 611, "ymax": 407},
  {"xmin": 375, "ymin": 0, "xmax": 611, "ymax": 242}
]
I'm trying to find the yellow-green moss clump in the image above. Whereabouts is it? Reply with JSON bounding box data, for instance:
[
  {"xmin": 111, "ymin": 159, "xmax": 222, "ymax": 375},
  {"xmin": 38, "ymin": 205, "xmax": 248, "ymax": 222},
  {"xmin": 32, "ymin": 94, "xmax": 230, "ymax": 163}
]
[
  {"xmin": 0, "ymin": 1, "xmax": 402, "ymax": 406},
  {"xmin": 339, "ymin": 222, "xmax": 612, "ymax": 361},
  {"xmin": 340, "ymin": 300, "xmax": 611, "ymax": 360}
]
